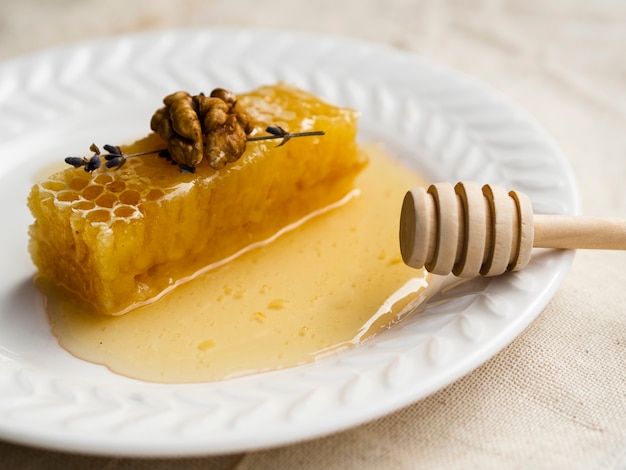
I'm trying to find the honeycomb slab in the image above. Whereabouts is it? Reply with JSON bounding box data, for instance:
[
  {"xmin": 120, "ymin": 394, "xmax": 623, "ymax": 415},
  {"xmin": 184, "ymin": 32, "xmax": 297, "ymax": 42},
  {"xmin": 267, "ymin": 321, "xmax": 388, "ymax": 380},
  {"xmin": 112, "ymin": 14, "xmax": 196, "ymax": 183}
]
[{"xmin": 28, "ymin": 84, "xmax": 366, "ymax": 315}]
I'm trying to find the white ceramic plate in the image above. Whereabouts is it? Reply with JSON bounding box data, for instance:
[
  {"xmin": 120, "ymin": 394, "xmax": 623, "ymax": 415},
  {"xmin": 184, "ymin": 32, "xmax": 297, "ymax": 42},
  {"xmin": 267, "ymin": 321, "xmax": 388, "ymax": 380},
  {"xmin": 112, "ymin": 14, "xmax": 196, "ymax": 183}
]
[{"xmin": 0, "ymin": 29, "xmax": 578, "ymax": 457}]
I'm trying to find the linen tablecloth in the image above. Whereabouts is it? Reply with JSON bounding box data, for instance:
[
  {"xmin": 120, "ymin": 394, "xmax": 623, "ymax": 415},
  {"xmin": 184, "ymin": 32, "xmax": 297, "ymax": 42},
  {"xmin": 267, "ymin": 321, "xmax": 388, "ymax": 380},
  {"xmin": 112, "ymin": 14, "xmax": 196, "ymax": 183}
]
[{"xmin": 1, "ymin": 0, "xmax": 625, "ymax": 468}]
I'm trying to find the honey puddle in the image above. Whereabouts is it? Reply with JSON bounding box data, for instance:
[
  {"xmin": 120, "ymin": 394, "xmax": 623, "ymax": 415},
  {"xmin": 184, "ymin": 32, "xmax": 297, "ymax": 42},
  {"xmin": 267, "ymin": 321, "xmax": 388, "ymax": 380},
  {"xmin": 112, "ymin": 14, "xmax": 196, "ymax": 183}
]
[{"xmin": 41, "ymin": 145, "xmax": 434, "ymax": 383}]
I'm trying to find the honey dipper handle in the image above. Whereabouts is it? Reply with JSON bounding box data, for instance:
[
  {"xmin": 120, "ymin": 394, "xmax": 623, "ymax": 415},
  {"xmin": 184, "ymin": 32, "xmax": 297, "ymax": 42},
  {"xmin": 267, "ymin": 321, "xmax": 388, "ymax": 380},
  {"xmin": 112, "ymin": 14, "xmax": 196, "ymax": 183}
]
[
  {"xmin": 400, "ymin": 181, "xmax": 626, "ymax": 278},
  {"xmin": 534, "ymin": 215, "xmax": 626, "ymax": 250}
]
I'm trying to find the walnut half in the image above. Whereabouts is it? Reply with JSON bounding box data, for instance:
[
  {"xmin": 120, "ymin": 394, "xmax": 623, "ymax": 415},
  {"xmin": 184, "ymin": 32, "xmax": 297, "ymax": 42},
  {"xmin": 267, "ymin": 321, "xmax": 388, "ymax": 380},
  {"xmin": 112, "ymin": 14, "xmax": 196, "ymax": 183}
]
[{"xmin": 150, "ymin": 88, "xmax": 253, "ymax": 170}]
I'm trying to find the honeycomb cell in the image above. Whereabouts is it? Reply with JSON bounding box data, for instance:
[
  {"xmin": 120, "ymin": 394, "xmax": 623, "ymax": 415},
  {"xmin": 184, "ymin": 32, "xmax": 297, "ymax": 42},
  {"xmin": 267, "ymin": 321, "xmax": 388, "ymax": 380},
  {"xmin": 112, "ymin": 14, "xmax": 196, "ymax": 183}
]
[
  {"xmin": 41, "ymin": 181, "xmax": 65, "ymax": 192},
  {"xmin": 106, "ymin": 181, "xmax": 126, "ymax": 193},
  {"xmin": 82, "ymin": 185, "xmax": 104, "ymax": 200},
  {"xmin": 94, "ymin": 174, "xmax": 113, "ymax": 185},
  {"xmin": 119, "ymin": 190, "xmax": 141, "ymax": 206},
  {"xmin": 57, "ymin": 191, "xmax": 80, "ymax": 202},
  {"xmin": 86, "ymin": 209, "xmax": 111, "ymax": 223},
  {"xmin": 146, "ymin": 189, "xmax": 165, "ymax": 201},
  {"xmin": 72, "ymin": 201, "xmax": 96, "ymax": 211},
  {"xmin": 68, "ymin": 178, "xmax": 89, "ymax": 191},
  {"xmin": 114, "ymin": 205, "xmax": 137, "ymax": 218},
  {"xmin": 125, "ymin": 182, "xmax": 144, "ymax": 193},
  {"xmin": 95, "ymin": 193, "xmax": 118, "ymax": 209}
]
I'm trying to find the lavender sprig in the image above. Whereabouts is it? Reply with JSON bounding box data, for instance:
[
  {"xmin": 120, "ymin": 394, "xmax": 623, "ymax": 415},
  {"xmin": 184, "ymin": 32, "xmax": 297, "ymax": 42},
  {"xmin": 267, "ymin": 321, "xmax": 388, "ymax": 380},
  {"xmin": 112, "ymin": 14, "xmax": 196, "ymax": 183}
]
[
  {"xmin": 64, "ymin": 126, "xmax": 325, "ymax": 173},
  {"xmin": 64, "ymin": 144, "xmax": 164, "ymax": 173},
  {"xmin": 247, "ymin": 126, "xmax": 325, "ymax": 147}
]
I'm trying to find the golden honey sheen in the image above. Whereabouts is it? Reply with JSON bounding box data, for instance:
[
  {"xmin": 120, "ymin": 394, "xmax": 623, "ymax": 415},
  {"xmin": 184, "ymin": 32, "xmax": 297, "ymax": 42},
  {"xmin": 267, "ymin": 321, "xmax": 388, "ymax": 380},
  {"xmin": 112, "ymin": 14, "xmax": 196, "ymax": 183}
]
[{"xmin": 27, "ymin": 83, "xmax": 366, "ymax": 316}]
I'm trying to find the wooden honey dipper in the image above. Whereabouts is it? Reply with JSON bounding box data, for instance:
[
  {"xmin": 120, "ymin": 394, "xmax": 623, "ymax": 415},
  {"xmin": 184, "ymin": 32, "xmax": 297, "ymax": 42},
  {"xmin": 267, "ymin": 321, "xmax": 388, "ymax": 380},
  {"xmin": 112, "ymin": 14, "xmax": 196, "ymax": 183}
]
[{"xmin": 399, "ymin": 181, "xmax": 626, "ymax": 277}]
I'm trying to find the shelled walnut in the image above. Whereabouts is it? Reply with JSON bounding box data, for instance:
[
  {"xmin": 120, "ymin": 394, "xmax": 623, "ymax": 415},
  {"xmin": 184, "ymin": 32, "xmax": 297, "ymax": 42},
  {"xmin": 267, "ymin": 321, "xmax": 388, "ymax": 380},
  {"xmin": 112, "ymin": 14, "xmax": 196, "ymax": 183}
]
[{"xmin": 150, "ymin": 88, "xmax": 253, "ymax": 170}]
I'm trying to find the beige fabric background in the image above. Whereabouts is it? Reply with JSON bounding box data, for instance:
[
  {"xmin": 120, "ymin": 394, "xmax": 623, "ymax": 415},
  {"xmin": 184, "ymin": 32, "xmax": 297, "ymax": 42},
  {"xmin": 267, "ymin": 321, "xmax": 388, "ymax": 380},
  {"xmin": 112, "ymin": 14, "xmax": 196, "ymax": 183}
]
[{"xmin": 1, "ymin": 0, "xmax": 625, "ymax": 468}]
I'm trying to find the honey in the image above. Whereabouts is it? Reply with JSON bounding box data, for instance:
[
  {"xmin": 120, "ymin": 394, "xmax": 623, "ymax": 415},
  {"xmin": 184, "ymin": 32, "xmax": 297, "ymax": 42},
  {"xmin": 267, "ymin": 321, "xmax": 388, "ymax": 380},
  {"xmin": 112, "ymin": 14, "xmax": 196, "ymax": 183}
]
[{"xmin": 40, "ymin": 145, "xmax": 432, "ymax": 383}]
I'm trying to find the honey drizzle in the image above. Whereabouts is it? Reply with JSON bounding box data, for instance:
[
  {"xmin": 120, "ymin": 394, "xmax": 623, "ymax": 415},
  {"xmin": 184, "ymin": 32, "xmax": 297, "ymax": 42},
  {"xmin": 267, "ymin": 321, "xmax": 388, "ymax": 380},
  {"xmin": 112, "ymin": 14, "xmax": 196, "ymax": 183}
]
[{"xmin": 42, "ymin": 145, "xmax": 433, "ymax": 383}]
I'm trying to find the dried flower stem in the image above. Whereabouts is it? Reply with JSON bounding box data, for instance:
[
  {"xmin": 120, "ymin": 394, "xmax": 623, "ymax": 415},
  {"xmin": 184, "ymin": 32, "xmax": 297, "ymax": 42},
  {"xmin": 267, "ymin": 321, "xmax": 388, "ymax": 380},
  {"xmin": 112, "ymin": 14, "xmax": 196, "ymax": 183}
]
[
  {"xmin": 247, "ymin": 126, "xmax": 325, "ymax": 147},
  {"xmin": 65, "ymin": 126, "xmax": 325, "ymax": 174}
]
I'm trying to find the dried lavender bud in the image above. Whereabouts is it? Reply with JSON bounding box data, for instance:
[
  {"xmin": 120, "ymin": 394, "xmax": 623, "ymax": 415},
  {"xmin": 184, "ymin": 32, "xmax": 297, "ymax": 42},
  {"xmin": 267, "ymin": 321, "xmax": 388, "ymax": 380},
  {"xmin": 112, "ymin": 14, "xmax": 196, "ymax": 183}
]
[
  {"xmin": 65, "ymin": 157, "xmax": 85, "ymax": 168},
  {"xmin": 85, "ymin": 155, "xmax": 101, "ymax": 172},
  {"xmin": 265, "ymin": 126, "xmax": 287, "ymax": 136},
  {"xmin": 103, "ymin": 144, "xmax": 122, "ymax": 155},
  {"xmin": 105, "ymin": 156, "xmax": 126, "ymax": 169}
]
